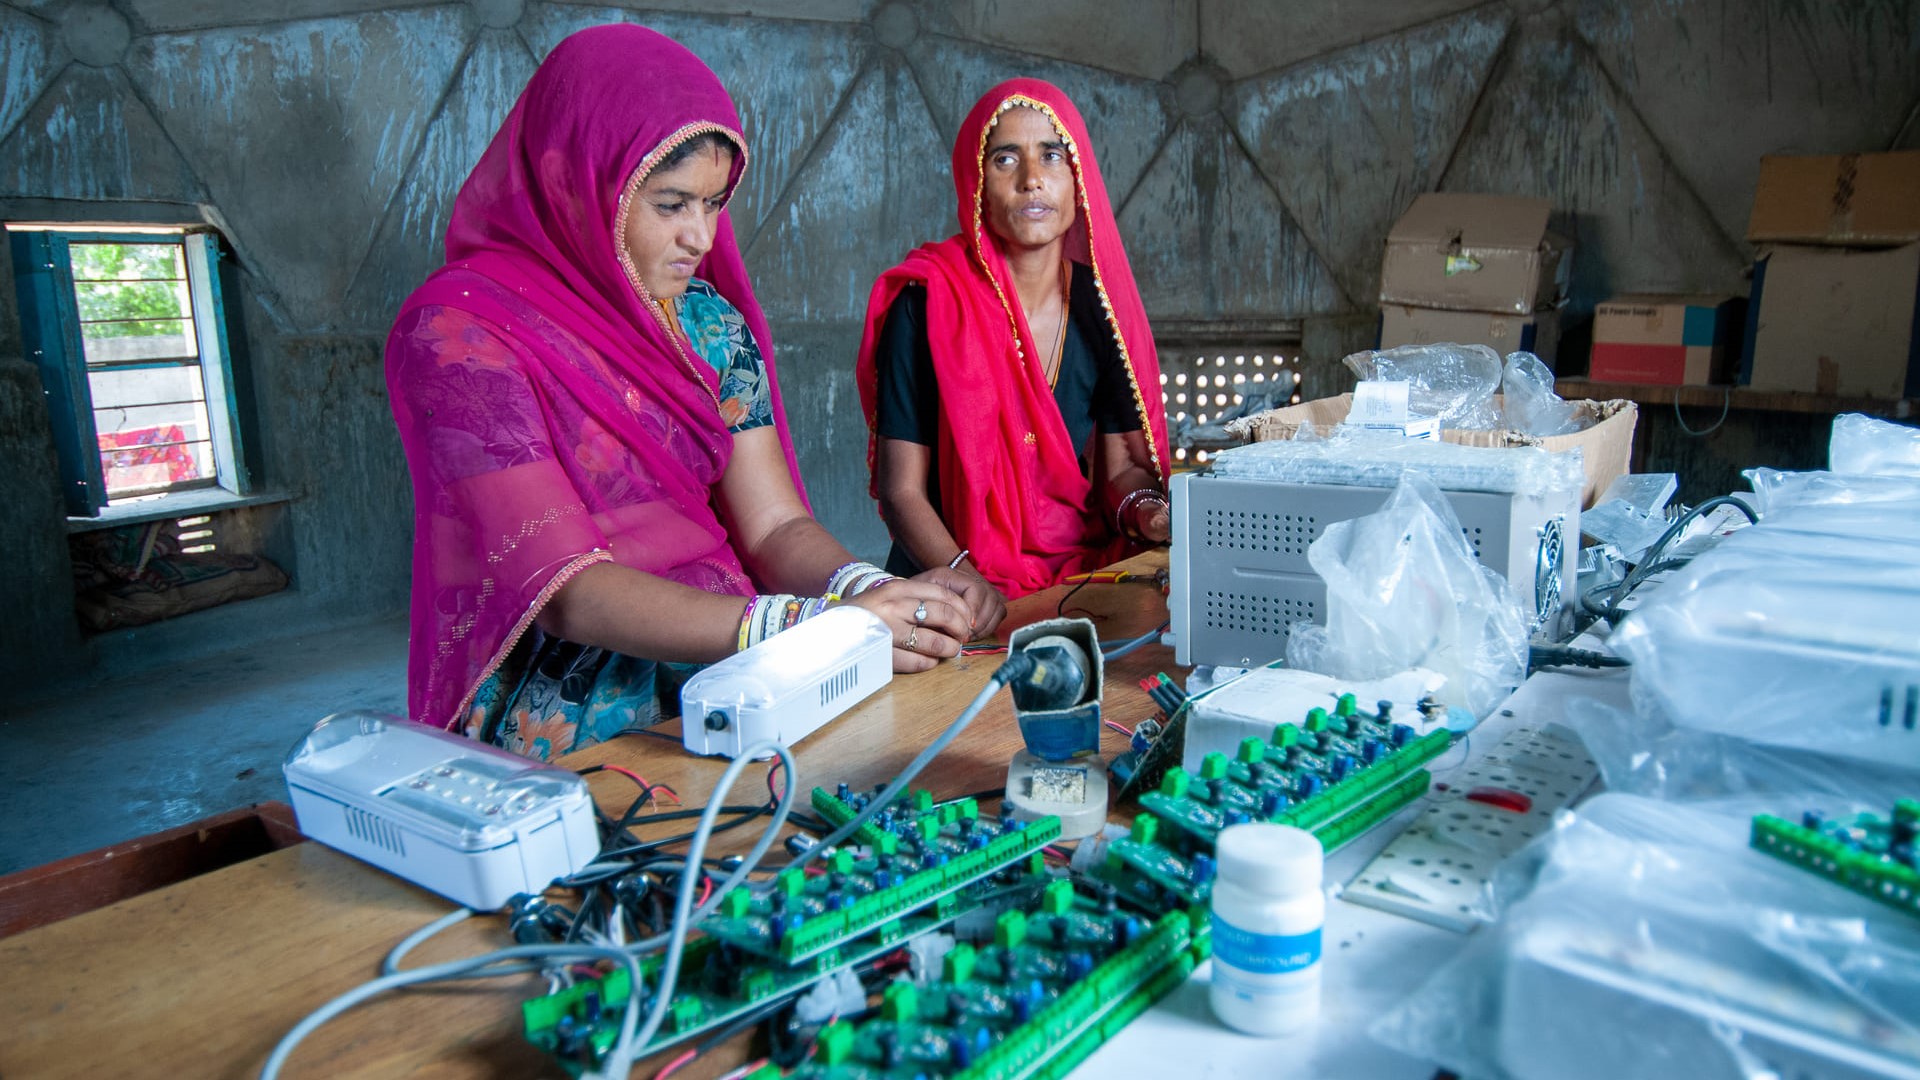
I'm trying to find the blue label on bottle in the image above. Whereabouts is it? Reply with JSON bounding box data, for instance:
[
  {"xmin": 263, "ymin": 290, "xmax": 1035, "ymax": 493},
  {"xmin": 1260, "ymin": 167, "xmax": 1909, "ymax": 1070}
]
[{"xmin": 1210, "ymin": 913, "xmax": 1321, "ymax": 975}]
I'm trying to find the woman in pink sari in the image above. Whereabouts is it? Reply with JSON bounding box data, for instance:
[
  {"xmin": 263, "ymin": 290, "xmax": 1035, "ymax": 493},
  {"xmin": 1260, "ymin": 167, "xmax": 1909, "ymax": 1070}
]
[
  {"xmin": 386, "ymin": 25, "xmax": 982, "ymax": 759},
  {"xmin": 856, "ymin": 80, "xmax": 1172, "ymax": 623}
]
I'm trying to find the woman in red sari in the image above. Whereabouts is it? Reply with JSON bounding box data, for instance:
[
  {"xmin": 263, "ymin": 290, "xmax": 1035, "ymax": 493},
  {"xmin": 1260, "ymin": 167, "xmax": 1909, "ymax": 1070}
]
[
  {"xmin": 385, "ymin": 26, "xmax": 981, "ymax": 758},
  {"xmin": 856, "ymin": 80, "xmax": 1172, "ymax": 632}
]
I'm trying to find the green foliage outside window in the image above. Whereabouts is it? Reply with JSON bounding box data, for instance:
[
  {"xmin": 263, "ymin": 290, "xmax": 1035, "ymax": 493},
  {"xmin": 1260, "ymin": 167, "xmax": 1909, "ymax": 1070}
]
[{"xmin": 70, "ymin": 242, "xmax": 194, "ymax": 345}]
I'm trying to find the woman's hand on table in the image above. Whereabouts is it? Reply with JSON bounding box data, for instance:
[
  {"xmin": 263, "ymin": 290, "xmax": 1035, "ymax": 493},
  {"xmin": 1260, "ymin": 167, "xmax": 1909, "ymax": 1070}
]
[
  {"xmin": 915, "ymin": 565, "xmax": 1007, "ymax": 640},
  {"xmin": 843, "ymin": 578, "xmax": 975, "ymax": 672}
]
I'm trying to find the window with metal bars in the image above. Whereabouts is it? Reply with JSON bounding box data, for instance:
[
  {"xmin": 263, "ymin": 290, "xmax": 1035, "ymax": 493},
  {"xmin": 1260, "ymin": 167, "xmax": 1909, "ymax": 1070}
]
[{"xmin": 8, "ymin": 225, "xmax": 251, "ymax": 517}]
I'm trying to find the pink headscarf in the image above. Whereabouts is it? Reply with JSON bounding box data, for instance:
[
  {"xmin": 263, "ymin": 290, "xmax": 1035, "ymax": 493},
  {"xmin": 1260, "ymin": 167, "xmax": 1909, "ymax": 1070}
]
[
  {"xmin": 385, "ymin": 25, "xmax": 805, "ymax": 732},
  {"xmin": 854, "ymin": 79, "xmax": 1170, "ymax": 598}
]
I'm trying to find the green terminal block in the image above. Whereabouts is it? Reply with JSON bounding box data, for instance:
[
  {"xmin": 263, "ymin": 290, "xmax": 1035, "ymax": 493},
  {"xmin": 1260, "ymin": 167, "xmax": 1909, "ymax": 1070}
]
[
  {"xmin": 996, "ymin": 908, "xmax": 1028, "ymax": 949},
  {"xmin": 818, "ymin": 1021, "xmax": 855, "ymax": 1065},
  {"xmin": 882, "ymin": 979, "xmax": 918, "ymax": 1022},
  {"xmin": 945, "ymin": 942, "xmax": 977, "ymax": 984},
  {"xmin": 1131, "ymin": 813, "xmax": 1159, "ymax": 846},
  {"xmin": 1237, "ymin": 737, "xmax": 1266, "ymax": 764},
  {"xmin": 1751, "ymin": 801, "xmax": 1920, "ymax": 919},
  {"xmin": 1160, "ymin": 767, "xmax": 1190, "ymax": 800}
]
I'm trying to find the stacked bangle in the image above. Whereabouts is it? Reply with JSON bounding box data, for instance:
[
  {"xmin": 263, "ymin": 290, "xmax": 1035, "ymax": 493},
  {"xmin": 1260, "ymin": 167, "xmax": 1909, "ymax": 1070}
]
[
  {"xmin": 1115, "ymin": 487, "xmax": 1170, "ymax": 542},
  {"xmin": 826, "ymin": 560, "xmax": 895, "ymax": 600},
  {"xmin": 736, "ymin": 594, "xmax": 834, "ymax": 652}
]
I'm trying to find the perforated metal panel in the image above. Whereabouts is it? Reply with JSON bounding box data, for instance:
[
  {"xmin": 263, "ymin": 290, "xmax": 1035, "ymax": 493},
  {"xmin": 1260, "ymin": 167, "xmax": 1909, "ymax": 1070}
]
[
  {"xmin": 1156, "ymin": 343, "xmax": 1301, "ymax": 467},
  {"xmin": 1171, "ymin": 471, "xmax": 1578, "ymax": 668}
]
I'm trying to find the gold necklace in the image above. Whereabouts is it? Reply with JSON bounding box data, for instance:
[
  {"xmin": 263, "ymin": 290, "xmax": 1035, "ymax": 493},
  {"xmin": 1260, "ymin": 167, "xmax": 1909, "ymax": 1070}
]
[{"xmin": 1043, "ymin": 260, "xmax": 1070, "ymax": 390}]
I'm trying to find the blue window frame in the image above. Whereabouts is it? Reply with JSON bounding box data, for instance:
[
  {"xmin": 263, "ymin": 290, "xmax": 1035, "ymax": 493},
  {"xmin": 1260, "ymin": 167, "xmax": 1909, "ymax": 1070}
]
[{"xmin": 8, "ymin": 226, "xmax": 251, "ymax": 517}]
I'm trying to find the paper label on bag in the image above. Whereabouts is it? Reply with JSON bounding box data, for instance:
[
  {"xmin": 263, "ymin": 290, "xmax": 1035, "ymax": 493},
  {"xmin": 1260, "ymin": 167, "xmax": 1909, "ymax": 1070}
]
[{"xmin": 1348, "ymin": 380, "xmax": 1411, "ymax": 425}]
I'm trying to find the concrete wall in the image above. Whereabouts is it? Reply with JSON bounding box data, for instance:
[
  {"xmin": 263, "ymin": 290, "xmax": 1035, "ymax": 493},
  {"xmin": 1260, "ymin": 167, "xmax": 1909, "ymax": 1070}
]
[{"xmin": 3, "ymin": 0, "xmax": 1915, "ymax": 698}]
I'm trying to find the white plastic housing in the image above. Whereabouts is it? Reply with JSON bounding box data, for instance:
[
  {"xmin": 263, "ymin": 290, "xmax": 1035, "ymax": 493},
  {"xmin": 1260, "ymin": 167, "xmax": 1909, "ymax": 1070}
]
[
  {"xmin": 680, "ymin": 605, "xmax": 893, "ymax": 759},
  {"xmin": 283, "ymin": 711, "xmax": 600, "ymax": 910}
]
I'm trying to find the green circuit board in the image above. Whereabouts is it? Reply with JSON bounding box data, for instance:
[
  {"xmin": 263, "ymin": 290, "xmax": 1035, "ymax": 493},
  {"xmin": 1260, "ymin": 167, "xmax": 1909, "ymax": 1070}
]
[
  {"xmin": 522, "ymin": 792, "xmax": 1059, "ymax": 1071},
  {"xmin": 1099, "ymin": 695, "xmax": 1453, "ymax": 906},
  {"xmin": 759, "ymin": 879, "xmax": 1209, "ymax": 1080},
  {"xmin": 1752, "ymin": 799, "xmax": 1919, "ymax": 918},
  {"xmin": 700, "ymin": 788, "xmax": 1060, "ymax": 964}
]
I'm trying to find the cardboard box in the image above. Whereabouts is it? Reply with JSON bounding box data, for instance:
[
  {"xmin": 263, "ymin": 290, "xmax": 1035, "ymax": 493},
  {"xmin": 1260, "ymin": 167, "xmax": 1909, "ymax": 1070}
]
[
  {"xmin": 1235, "ymin": 392, "xmax": 1638, "ymax": 509},
  {"xmin": 1380, "ymin": 193, "xmax": 1572, "ymax": 315},
  {"xmin": 1590, "ymin": 294, "xmax": 1744, "ymax": 386},
  {"xmin": 1747, "ymin": 151, "xmax": 1920, "ymax": 247},
  {"xmin": 1380, "ymin": 303, "xmax": 1560, "ymax": 362},
  {"xmin": 1740, "ymin": 243, "xmax": 1920, "ymax": 399}
]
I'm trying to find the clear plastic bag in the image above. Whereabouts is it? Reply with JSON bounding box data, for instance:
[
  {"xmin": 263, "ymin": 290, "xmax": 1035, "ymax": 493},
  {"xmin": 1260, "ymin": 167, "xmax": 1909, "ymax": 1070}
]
[
  {"xmin": 1598, "ymin": 472, "xmax": 1677, "ymax": 516},
  {"xmin": 1208, "ymin": 426, "xmax": 1585, "ymax": 497},
  {"xmin": 1758, "ymin": 502, "xmax": 1920, "ymax": 543},
  {"xmin": 1831, "ymin": 413, "xmax": 1920, "ymax": 477},
  {"xmin": 1706, "ymin": 525, "xmax": 1920, "ymax": 570},
  {"xmin": 1342, "ymin": 342, "xmax": 1503, "ymax": 429},
  {"xmin": 1372, "ymin": 794, "xmax": 1920, "ymax": 1080},
  {"xmin": 1608, "ymin": 567, "xmax": 1920, "ymax": 763},
  {"xmin": 1744, "ymin": 467, "xmax": 1920, "ymax": 515},
  {"xmin": 1284, "ymin": 471, "xmax": 1528, "ymax": 717},
  {"xmin": 1579, "ymin": 473, "xmax": 1679, "ymax": 557},
  {"xmin": 1499, "ymin": 351, "xmax": 1583, "ymax": 436},
  {"xmin": 1558, "ymin": 696, "xmax": 1920, "ymax": 809}
]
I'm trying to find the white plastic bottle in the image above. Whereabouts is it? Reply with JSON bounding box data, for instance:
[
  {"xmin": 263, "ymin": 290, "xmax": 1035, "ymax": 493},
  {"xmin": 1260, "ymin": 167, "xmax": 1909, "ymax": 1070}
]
[{"xmin": 1208, "ymin": 822, "xmax": 1324, "ymax": 1036}]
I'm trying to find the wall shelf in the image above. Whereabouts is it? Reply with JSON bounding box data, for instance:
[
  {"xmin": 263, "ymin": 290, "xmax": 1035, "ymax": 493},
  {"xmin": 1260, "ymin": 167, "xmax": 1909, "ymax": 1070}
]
[{"xmin": 1556, "ymin": 379, "xmax": 1914, "ymax": 419}]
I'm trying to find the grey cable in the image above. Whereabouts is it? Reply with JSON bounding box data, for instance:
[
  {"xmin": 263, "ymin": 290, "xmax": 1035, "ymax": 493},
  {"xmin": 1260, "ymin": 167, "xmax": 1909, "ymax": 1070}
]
[
  {"xmin": 259, "ymin": 942, "xmax": 644, "ymax": 1080},
  {"xmin": 1101, "ymin": 623, "xmax": 1166, "ymax": 662},
  {"xmin": 1588, "ymin": 495, "xmax": 1757, "ymax": 623},
  {"xmin": 1672, "ymin": 386, "xmax": 1732, "ymax": 437},
  {"xmin": 601, "ymin": 739, "xmax": 795, "ymax": 1079},
  {"xmin": 263, "ymin": 740, "xmax": 798, "ymax": 1080},
  {"xmin": 381, "ymin": 906, "xmax": 473, "ymax": 976},
  {"xmin": 789, "ymin": 668, "xmax": 1013, "ymax": 872}
]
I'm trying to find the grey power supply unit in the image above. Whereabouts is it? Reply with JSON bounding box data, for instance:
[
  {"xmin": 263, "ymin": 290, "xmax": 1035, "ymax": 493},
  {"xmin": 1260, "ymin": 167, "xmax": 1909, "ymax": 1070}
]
[{"xmin": 1169, "ymin": 469, "xmax": 1578, "ymax": 669}]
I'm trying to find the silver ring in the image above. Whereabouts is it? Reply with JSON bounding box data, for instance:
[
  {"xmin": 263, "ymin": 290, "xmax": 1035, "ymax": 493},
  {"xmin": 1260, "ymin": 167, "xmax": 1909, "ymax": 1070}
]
[
  {"xmin": 912, "ymin": 601, "xmax": 928, "ymax": 625},
  {"xmin": 903, "ymin": 628, "xmax": 918, "ymax": 651}
]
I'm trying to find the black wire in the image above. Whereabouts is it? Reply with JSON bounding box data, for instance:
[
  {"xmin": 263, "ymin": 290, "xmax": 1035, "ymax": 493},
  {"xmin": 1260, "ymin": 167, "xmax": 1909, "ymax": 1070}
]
[
  {"xmin": 596, "ymin": 804, "xmax": 774, "ymax": 860},
  {"xmin": 1586, "ymin": 496, "xmax": 1756, "ymax": 623},
  {"xmin": 785, "ymin": 811, "xmax": 835, "ymax": 834},
  {"xmin": 694, "ymin": 998, "xmax": 791, "ymax": 1056},
  {"xmin": 607, "ymin": 724, "xmax": 683, "ymax": 744},
  {"xmin": 1056, "ymin": 575, "xmax": 1097, "ymax": 619},
  {"xmin": 950, "ymin": 787, "xmax": 1005, "ymax": 804}
]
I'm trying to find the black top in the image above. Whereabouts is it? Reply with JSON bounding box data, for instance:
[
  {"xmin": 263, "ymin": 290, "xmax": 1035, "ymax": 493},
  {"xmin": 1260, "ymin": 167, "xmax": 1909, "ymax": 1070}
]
[{"xmin": 873, "ymin": 261, "xmax": 1142, "ymax": 576}]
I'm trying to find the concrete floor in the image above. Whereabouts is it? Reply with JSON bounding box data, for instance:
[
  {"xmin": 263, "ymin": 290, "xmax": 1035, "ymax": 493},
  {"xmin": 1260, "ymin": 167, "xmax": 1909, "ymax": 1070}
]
[{"xmin": 0, "ymin": 615, "xmax": 410, "ymax": 875}]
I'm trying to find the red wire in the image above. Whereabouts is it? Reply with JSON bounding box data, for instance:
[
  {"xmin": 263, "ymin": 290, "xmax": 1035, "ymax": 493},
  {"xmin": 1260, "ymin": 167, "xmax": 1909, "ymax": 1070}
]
[
  {"xmin": 598, "ymin": 764, "xmax": 681, "ymax": 805},
  {"xmin": 698, "ymin": 873, "xmax": 713, "ymax": 907},
  {"xmin": 652, "ymin": 1047, "xmax": 698, "ymax": 1080},
  {"xmin": 1102, "ymin": 720, "xmax": 1134, "ymax": 738}
]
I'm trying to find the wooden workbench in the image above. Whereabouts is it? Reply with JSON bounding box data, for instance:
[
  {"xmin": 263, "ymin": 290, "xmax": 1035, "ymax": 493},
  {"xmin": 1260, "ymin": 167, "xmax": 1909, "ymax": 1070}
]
[{"xmin": 0, "ymin": 554, "xmax": 1176, "ymax": 1080}]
